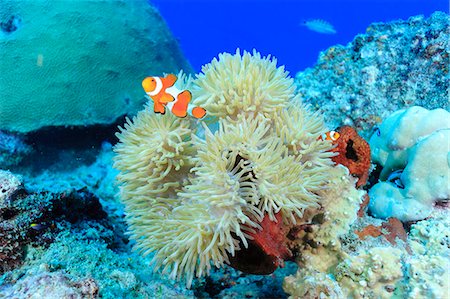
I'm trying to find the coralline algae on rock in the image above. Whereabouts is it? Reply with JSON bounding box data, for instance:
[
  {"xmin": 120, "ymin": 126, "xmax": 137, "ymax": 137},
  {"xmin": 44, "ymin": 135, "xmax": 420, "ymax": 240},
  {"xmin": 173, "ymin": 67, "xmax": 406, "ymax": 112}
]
[
  {"xmin": 295, "ymin": 12, "xmax": 449, "ymax": 136},
  {"xmin": 0, "ymin": 0, "xmax": 192, "ymax": 132}
]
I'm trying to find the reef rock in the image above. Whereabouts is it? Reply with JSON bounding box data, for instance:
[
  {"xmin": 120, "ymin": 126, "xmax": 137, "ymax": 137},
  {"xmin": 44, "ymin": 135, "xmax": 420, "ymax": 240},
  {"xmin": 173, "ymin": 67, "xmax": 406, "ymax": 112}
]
[
  {"xmin": 295, "ymin": 12, "xmax": 449, "ymax": 137},
  {"xmin": 0, "ymin": 0, "xmax": 192, "ymax": 132},
  {"xmin": 0, "ymin": 170, "xmax": 21, "ymax": 207},
  {"xmin": 0, "ymin": 271, "xmax": 99, "ymax": 298},
  {"xmin": 0, "ymin": 131, "xmax": 31, "ymax": 168},
  {"xmin": 283, "ymin": 199, "xmax": 450, "ymax": 299}
]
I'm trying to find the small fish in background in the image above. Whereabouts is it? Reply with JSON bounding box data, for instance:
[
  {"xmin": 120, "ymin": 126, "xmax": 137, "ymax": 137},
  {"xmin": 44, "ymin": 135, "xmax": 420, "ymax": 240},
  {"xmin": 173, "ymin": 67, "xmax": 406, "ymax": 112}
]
[
  {"xmin": 30, "ymin": 222, "xmax": 53, "ymax": 231},
  {"xmin": 142, "ymin": 74, "xmax": 206, "ymax": 119},
  {"xmin": 301, "ymin": 19, "xmax": 337, "ymax": 34}
]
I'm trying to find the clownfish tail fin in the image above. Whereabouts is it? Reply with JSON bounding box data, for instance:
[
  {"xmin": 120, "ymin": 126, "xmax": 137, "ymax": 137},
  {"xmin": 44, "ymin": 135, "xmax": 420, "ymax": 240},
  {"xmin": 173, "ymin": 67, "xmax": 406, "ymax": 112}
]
[{"xmin": 191, "ymin": 106, "xmax": 206, "ymax": 119}]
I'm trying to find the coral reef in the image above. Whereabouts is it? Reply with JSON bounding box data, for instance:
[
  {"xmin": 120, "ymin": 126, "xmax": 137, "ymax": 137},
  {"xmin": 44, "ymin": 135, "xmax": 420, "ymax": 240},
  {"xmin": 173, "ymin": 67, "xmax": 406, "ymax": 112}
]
[
  {"xmin": 0, "ymin": 170, "xmax": 21, "ymax": 205},
  {"xmin": 283, "ymin": 18, "xmax": 450, "ymax": 298},
  {"xmin": 0, "ymin": 0, "xmax": 192, "ymax": 132},
  {"xmin": 334, "ymin": 246, "xmax": 404, "ymax": 298},
  {"xmin": 0, "ymin": 221, "xmax": 194, "ymax": 298},
  {"xmin": 0, "ymin": 169, "xmax": 107, "ymax": 275},
  {"xmin": 295, "ymin": 12, "xmax": 449, "ymax": 137},
  {"xmin": 0, "ymin": 131, "xmax": 31, "ymax": 168},
  {"xmin": 305, "ymin": 165, "xmax": 365, "ymax": 247},
  {"xmin": 114, "ymin": 50, "xmax": 344, "ymax": 287},
  {"xmin": 406, "ymin": 213, "xmax": 450, "ymax": 298},
  {"xmin": 0, "ymin": 172, "xmax": 24, "ymax": 274},
  {"xmin": 0, "ymin": 155, "xmax": 194, "ymax": 298},
  {"xmin": 369, "ymin": 106, "xmax": 450, "ymax": 221},
  {"xmin": 285, "ymin": 247, "xmax": 406, "ymax": 299},
  {"xmin": 284, "ymin": 207, "xmax": 450, "ymax": 299},
  {"xmin": 0, "ymin": 270, "xmax": 99, "ymax": 298},
  {"xmin": 1, "ymin": 10, "xmax": 448, "ymax": 298},
  {"xmin": 284, "ymin": 268, "xmax": 343, "ymax": 298},
  {"xmin": 281, "ymin": 165, "xmax": 369, "ymax": 297},
  {"xmin": 282, "ymin": 108, "xmax": 449, "ymax": 299}
]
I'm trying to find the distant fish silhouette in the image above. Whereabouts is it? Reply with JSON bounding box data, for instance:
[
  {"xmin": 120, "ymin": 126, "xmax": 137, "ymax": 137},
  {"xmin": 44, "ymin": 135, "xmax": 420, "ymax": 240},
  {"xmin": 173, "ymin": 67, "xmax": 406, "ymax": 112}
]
[{"xmin": 301, "ymin": 19, "xmax": 336, "ymax": 34}]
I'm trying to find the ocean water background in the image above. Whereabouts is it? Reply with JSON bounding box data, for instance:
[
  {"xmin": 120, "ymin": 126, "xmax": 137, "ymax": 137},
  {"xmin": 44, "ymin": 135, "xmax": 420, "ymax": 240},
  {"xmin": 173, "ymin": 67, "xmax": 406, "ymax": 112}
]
[
  {"xmin": 151, "ymin": 0, "xmax": 448, "ymax": 73},
  {"xmin": 1, "ymin": 1, "xmax": 449, "ymax": 297}
]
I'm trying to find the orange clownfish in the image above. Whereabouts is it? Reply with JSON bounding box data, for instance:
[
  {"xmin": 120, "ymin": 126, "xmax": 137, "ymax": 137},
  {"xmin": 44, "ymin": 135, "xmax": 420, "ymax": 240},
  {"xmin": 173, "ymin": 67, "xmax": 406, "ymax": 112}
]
[
  {"xmin": 318, "ymin": 130, "xmax": 340, "ymax": 142},
  {"xmin": 142, "ymin": 74, "xmax": 206, "ymax": 119}
]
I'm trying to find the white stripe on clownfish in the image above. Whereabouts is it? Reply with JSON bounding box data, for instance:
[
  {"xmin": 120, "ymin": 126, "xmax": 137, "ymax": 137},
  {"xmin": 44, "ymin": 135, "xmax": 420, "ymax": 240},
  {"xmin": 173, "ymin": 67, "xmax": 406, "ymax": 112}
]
[
  {"xmin": 146, "ymin": 77, "xmax": 163, "ymax": 97},
  {"xmin": 165, "ymin": 96, "xmax": 205, "ymax": 118},
  {"xmin": 165, "ymin": 85, "xmax": 182, "ymax": 98}
]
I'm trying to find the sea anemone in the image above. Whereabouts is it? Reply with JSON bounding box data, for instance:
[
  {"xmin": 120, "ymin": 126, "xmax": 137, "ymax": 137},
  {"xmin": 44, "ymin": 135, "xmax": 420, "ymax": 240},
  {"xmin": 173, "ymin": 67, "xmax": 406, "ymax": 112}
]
[
  {"xmin": 192, "ymin": 49, "xmax": 295, "ymax": 119},
  {"xmin": 114, "ymin": 50, "xmax": 337, "ymax": 287},
  {"xmin": 191, "ymin": 113, "xmax": 324, "ymax": 223},
  {"xmin": 273, "ymin": 103, "xmax": 336, "ymax": 167},
  {"xmin": 113, "ymin": 106, "xmax": 195, "ymax": 239}
]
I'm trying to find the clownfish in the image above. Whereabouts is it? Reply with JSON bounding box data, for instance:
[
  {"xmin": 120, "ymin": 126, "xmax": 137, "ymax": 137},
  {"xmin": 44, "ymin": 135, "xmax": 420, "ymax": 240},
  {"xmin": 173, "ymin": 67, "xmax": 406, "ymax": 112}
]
[
  {"xmin": 318, "ymin": 130, "xmax": 340, "ymax": 142},
  {"xmin": 142, "ymin": 74, "xmax": 206, "ymax": 119}
]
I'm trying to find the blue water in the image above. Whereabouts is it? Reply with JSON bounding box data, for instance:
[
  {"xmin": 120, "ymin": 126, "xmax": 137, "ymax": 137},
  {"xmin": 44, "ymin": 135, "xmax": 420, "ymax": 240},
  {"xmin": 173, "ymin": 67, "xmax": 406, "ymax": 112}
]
[{"xmin": 151, "ymin": 0, "xmax": 448, "ymax": 73}]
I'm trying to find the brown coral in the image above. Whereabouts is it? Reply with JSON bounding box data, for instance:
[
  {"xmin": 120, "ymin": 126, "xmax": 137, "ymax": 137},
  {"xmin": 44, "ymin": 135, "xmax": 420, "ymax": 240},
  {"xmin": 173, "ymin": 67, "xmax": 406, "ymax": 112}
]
[{"xmin": 330, "ymin": 126, "xmax": 371, "ymax": 187}]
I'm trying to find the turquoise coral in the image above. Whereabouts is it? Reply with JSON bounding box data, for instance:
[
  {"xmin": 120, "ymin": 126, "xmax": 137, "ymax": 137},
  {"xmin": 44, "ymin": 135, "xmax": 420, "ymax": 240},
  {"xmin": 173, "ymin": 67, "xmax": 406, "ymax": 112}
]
[
  {"xmin": 0, "ymin": 0, "xmax": 191, "ymax": 132},
  {"xmin": 369, "ymin": 106, "xmax": 450, "ymax": 221}
]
